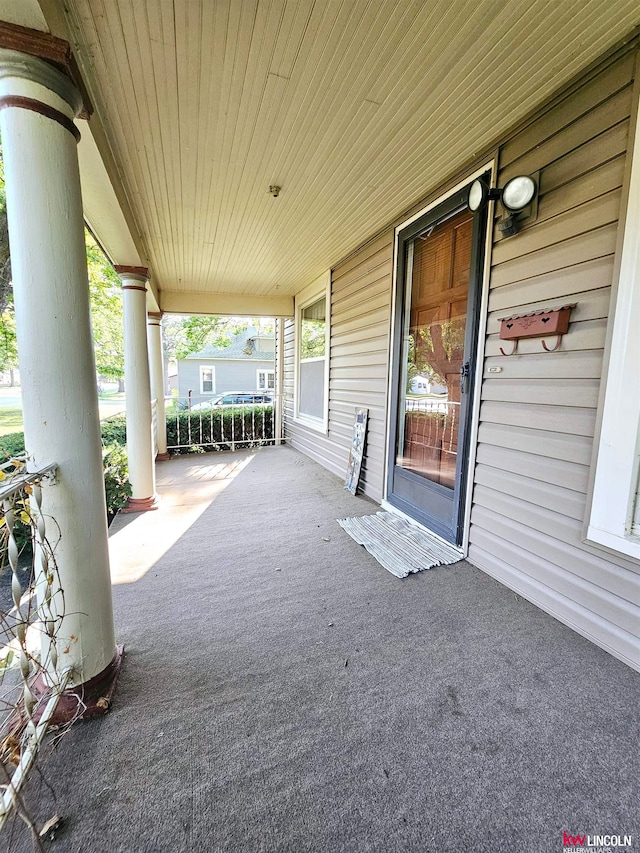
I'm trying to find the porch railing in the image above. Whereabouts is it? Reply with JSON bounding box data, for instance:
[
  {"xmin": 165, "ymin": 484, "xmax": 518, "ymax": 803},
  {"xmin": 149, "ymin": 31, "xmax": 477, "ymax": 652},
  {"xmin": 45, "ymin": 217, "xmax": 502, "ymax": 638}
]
[
  {"xmin": 151, "ymin": 398, "xmax": 158, "ymax": 458},
  {"xmin": 166, "ymin": 396, "xmax": 276, "ymax": 452},
  {"xmin": 405, "ymin": 397, "xmax": 449, "ymax": 413},
  {"xmin": 0, "ymin": 457, "xmax": 70, "ymax": 831}
]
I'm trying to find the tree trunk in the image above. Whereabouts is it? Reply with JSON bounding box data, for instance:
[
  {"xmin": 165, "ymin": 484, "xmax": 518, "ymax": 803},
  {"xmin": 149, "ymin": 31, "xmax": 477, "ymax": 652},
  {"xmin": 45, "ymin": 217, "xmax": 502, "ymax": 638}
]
[{"xmin": 118, "ymin": 377, "xmax": 125, "ymax": 393}]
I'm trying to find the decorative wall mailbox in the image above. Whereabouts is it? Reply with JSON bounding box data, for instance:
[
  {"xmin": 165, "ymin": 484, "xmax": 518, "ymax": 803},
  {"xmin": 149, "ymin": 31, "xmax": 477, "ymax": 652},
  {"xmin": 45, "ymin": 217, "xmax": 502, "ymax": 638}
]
[{"xmin": 498, "ymin": 304, "xmax": 576, "ymax": 355}]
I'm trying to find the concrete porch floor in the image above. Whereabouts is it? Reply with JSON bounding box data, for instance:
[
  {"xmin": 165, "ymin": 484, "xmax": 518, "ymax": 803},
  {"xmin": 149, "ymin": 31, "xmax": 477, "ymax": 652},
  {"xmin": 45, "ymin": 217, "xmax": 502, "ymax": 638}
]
[{"xmin": 7, "ymin": 445, "xmax": 639, "ymax": 852}]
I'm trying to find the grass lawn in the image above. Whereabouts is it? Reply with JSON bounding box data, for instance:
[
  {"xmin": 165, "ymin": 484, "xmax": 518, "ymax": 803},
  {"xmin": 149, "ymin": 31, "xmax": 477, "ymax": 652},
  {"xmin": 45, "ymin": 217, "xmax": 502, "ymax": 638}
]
[
  {"xmin": 98, "ymin": 390, "xmax": 125, "ymax": 399},
  {"xmin": 0, "ymin": 407, "xmax": 24, "ymax": 436},
  {"xmin": 0, "ymin": 402, "xmax": 125, "ymax": 437}
]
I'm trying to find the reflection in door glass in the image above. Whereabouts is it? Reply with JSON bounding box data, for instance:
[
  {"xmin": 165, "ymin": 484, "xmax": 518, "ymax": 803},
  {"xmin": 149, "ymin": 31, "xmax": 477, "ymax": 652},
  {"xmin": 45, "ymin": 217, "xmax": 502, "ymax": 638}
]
[{"xmin": 396, "ymin": 209, "xmax": 473, "ymax": 489}]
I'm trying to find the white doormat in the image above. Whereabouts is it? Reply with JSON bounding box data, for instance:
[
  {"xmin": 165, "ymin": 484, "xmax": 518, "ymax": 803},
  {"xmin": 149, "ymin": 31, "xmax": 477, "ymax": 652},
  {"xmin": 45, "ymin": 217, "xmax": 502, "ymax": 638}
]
[{"xmin": 337, "ymin": 511, "xmax": 462, "ymax": 578}]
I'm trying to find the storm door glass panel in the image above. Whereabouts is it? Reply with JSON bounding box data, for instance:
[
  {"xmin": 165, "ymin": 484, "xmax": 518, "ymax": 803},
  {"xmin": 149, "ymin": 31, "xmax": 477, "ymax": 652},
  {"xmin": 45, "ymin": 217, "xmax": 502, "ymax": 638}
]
[{"xmin": 396, "ymin": 209, "xmax": 473, "ymax": 489}]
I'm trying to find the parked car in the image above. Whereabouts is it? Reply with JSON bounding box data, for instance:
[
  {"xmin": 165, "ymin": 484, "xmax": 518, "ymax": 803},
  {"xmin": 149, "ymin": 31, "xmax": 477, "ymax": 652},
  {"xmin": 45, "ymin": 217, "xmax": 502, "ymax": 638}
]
[{"xmin": 189, "ymin": 393, "xmax": 274, "ymax": 412}]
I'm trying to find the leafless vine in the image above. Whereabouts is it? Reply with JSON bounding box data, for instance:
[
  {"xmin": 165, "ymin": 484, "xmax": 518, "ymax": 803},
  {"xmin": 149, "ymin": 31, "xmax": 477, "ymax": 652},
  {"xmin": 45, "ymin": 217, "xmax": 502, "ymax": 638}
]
[{"xmin": 0, "ymin": 459, "xmax": 71, "ymax": 847}]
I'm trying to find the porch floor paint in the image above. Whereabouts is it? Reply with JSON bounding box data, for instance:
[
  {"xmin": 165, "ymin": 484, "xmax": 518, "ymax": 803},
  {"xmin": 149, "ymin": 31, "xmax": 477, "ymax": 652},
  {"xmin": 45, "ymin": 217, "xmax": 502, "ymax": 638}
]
[
  {"xmin": 8, "ymin": 446, "xmax": 639, "ymax": 853},
  {"xmin": 337, "ymin": 511, "xmax": 462, "ymax": 577}
]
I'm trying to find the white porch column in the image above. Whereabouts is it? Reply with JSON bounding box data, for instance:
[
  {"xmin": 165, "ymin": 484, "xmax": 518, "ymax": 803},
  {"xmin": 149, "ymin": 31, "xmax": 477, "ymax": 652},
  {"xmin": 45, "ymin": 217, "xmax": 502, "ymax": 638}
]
[
  {"xmin": 116, "ymin": 267, "xmax": 158, "ymax": 511},
  {"xmin": 0, "ymin": 49, "xmax": 119, "ymax": 695},
  {"xmin": 147, "ymin": 312, "xmax": 169, "ymax": 460},
  {"xmin": 275, "ymin": 318, "xmax": 285, "ymax": 445}
]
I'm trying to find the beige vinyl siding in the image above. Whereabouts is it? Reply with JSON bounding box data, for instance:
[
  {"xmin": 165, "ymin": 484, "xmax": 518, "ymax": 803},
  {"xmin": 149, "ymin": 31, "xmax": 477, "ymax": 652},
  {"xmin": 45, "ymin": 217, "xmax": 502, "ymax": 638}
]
[
  {"xmin": 468, "ymin": 45, "xmax": 640, "ymax": 672},
  {"xmin": 284, "ymin": 233, "xmax": 393, "ymax": 501}
]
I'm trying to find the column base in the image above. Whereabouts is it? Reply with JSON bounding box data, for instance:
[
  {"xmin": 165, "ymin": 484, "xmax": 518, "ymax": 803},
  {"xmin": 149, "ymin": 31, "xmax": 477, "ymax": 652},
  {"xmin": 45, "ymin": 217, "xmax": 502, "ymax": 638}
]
[
  {"xmin": 156, "ymin": 452, "xmax": 171, "ymax": 461},
  {"xmin": 121, "ymin": 494, "xmax": 160, "ymax": 512},
  {"xmin": 11, "ymin": 645, "xmax": 126, "ymax": 731}
]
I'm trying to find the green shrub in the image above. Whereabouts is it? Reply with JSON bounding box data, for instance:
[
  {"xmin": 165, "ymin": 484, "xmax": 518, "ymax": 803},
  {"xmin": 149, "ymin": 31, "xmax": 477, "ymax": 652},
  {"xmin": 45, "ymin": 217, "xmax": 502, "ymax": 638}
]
[
  {"xmin": 0, "ymin": 416, "xmax": 128, "ymax": 464},
  {"xmin": 165, "ymin": 406, "xmax": 274, "ymax": 454},
  {"xmin": 102, "ymin": 442, "xmax": 132, "ymax": 522},
  {"xmin": 100, "ymin": 415, "xmax": 127, "ymax": 446},
  {"xmin": 0, "ymin": 431, "xmax": 26, "ymax": 459},
  {"xmin": 0, "ymin": 418, "xmax": 131, "ymax": 532}
]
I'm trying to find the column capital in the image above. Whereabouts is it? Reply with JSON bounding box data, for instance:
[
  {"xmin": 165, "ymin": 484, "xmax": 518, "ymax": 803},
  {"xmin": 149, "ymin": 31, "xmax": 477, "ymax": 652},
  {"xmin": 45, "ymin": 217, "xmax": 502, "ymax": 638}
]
[
  {"xmin": 115, "ymin": 265, "xmax": 149, "ymax": 286},
  {"xmin": 0, "ymin": 21, "xmax": 91, "ymax": 117},
  {"xmin": 0, "ymin": 49, "xmax": 82, "ymax": 117},
  {"xmin": 0, "ymin": 30, "xmax": 85, "ymax": 143}
]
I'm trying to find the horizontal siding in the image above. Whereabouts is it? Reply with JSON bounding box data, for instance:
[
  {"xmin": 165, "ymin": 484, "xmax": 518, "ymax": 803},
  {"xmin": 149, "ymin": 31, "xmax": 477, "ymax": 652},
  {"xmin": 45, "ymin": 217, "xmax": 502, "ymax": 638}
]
[
  {"xmin": 481, "ymin": 378, "xmax": 601, "ymax": 407},
  {"xmin": 478, "ymin": 422, "xmax": 594, "ymax": 465},
  {"xmin": 469, "ymin": 542, "xmax": 640, "ymax": 671},
  {"xmin": 499, "ymin": 50, "xmax": 636, "ymax": 168},
  {"xmin": 487, "ymin": 286, "xmax": 611, "ymax": 334},
  {"xmin": 491, "ymin": 188, "xmax": 623, "ymax": 265},
  {"xmin": 490, "ymin": 223, "xmax": 619, "ymax": 287},
  {"xmin": 470, "ymin": 44, "xmax": 640, "ymax": 672},
  {"xmin": 284, "ymin": 233, "xmax": 393, "ymax": 501},
  {"xmin": 499, "ymin": 65, "xmax": 634, "ymax": 178},
  {"xmin": 480, "ymin": 400, "xmax": 597, "ymax": 436},
  {"xmin": 488, "ymin": 255, "xmax": 615, "ymax": 310},
  {"xmin": 474, "ymin": 465, "xmax": 587, "ymax": 520},
  {"xmin": 482, "ymin": 348, "xmax": 604, "ymax": 382},
  {"xmin": 475, "ymin": 442, "xmax": 590, "ymax": 493}
]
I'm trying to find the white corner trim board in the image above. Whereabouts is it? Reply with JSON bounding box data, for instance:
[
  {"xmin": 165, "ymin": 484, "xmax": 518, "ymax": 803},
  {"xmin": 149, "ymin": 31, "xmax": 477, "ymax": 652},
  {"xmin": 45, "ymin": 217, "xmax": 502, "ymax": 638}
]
[{"xmin": 587, "ymin": 93, "xmax": 640, "ymax": 563}]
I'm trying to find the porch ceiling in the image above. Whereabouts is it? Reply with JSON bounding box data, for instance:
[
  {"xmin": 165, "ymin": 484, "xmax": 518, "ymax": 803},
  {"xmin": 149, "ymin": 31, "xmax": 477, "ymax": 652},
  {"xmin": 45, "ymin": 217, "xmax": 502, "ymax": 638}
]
[{"xmin": 31, "ymin": 1, "xmax": 640, "ymax": 309}]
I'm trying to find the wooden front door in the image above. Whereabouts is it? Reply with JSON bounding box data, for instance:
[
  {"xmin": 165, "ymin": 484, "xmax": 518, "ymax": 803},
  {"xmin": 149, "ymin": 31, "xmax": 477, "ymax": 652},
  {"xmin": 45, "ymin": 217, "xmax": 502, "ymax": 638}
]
[{"xmin": 387, "ymin": 184, "xmax": 487, "ymax": 545}]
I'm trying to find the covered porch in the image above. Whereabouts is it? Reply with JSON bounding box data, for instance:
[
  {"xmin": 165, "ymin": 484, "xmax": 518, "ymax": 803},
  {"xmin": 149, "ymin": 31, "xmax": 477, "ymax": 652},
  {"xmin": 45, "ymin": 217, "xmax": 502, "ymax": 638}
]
[
  {"xmin": 0, "ymin": 1, "xmax": 639, "ymax": 845},
  {"xmin": 8, "ymin": 446, "xmax": 639, "ymax": 852}
]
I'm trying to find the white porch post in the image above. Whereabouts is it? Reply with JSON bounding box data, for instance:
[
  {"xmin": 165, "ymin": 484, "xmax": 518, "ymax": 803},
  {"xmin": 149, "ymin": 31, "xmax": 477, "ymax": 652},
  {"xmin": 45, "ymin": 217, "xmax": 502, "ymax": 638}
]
[
  {"xmin": 275, "ymin": 318, "xmax": 285, "ymax": 445},
  {"xmin": 147, "ymin": 312, "xmax": 169, "ymax": 460},
  {"xmin": 116, "ymin": 267, "xmax": 158, "ymax": 511},
  {"xmin": 0, "ymin": 49, "xmax": 120, "ymax": 695}
]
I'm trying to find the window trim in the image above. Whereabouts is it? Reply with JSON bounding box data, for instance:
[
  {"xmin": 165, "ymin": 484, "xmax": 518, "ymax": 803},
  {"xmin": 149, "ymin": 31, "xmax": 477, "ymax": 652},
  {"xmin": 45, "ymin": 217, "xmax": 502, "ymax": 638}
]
[
  {"xmin": 586, "ymin": 96, "xmax": 640, "ymax": 562},
  {"xmin": 256, "ymin": 368, "xmax": 275, "ymax": 391},
  {"xmin": 293, "ymin": 271, "xmax": 331, "ymax": 434},
  {"xmin": 199, "ymin": 365, "xmax": 215, "ymax": 395}
]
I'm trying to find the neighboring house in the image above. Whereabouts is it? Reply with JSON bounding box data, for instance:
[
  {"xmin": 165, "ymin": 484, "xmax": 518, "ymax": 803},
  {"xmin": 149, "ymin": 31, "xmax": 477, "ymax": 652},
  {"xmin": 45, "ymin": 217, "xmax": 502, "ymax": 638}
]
[
  {"xmin": 409, "ymin": 376, "xmax": 447, "ymax": 396},
  {"xmin": 177, "ymin": 328, "xmax": 275, "ymax": 406}
]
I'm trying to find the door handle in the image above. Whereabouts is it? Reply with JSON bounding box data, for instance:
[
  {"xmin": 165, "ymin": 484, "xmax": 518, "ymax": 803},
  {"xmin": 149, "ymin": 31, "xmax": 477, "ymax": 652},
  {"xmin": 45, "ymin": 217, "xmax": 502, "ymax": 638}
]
[{"xmin": 460, "ymin": 361, "xmax": 471, "ymax": 394}]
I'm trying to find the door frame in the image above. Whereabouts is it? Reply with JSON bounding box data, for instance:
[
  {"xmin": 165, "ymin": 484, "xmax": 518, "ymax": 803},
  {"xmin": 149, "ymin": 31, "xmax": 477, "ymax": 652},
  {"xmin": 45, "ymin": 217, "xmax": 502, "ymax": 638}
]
[{"xmin": 382, "ymin": 161, "xmax": 496, "ymax": 554}]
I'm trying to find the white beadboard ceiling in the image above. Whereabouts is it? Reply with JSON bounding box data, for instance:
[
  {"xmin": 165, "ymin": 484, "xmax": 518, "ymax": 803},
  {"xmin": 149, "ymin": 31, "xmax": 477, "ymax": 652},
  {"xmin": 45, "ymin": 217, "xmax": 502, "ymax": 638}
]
[{"xmin": 34, "ymin": 0, "xmax": 640, "ymax": 309}]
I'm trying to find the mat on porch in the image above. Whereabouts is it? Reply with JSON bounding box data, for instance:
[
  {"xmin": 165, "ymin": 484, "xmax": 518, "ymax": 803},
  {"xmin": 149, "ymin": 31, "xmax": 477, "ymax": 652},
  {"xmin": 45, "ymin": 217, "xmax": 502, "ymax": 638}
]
[{"xmin": 337, "ymin": 511, "xmax": 462, "ymax": 578}]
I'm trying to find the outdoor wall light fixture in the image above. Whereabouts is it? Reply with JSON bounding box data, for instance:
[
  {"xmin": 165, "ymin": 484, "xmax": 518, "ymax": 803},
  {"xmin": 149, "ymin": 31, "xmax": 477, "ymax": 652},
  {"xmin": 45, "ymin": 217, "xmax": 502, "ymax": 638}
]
[{"xmin": 468, "ymin": 174, "xmax": 538, "ymax": 237}]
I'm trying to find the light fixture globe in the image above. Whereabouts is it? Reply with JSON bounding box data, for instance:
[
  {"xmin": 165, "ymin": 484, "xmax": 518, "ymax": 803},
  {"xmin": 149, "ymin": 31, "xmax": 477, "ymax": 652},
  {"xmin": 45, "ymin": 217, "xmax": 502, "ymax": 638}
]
[
  {"xmin": 502, "ymin": 175, "xmax": 537, "ymax": 212},
  {"xmin": 467, "ymin": 179, "xmax": 487, "ymax": 212}
]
